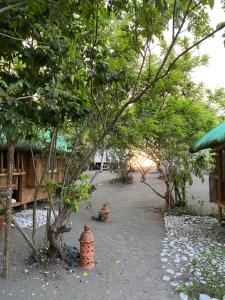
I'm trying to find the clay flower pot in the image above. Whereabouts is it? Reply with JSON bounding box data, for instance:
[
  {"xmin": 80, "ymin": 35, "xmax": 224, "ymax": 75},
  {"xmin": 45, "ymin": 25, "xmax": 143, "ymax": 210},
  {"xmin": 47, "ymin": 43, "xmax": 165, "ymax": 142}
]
[
  {"xmin": 0, "ymin": 215, "xmax": 4, "ymax": 231},
  {"xmin": 99, "ymin": 204, "xmax": 110, "ymax": 222}
]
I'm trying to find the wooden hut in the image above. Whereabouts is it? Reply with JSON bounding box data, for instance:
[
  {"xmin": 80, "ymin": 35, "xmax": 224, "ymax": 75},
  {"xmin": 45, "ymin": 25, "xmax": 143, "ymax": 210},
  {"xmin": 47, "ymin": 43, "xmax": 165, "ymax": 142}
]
[
  {"xmin": 0, "ymin": 134, "xmax": 68, "ymax": 209},
  {"xmin": 191, "ymin": 122, "xmax": 225, "ymax": 220}
]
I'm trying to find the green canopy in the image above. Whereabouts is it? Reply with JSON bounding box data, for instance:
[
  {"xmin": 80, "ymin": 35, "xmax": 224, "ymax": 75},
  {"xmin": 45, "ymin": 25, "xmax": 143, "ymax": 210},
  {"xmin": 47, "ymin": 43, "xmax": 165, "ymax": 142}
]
[{"xmin": 190, "ymin": 122, "xmax": 225, "ymax": 153}]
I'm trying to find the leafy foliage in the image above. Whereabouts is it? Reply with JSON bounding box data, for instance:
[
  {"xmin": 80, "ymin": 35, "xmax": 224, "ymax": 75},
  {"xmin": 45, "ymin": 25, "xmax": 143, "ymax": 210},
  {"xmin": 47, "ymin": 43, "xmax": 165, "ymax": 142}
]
[
  {"xmin": 1, "ymin": 0, "xmax": 225, "ymax": 267},
  {"xmin": 45, "ymin": 175, "xmax": 92, "ymax": 213},
  {"xmin": 178, "ymin": 244, "xmax": 225, "ymax": 299},
  {"xmin": 107, "ymin": 54, "xmax": 217, "ymax": 206}
]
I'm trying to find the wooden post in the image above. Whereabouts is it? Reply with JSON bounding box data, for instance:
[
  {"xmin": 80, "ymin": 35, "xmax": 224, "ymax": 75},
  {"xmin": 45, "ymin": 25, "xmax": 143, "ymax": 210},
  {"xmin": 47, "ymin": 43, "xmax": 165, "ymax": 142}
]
[
  {"xmin": 217, "ymin": 151, "xmax": 223, "ymax": 223},
  {"xmin": 218, "ymin": 206, "xmax": 223, "ymax": 223},
  {"xmin": 0, "ymin": 150, "xmax": 3, "ymax": 174},
  {"xmin": 21, "ymin": 153, "xmax": 24, "ymax": 172}
]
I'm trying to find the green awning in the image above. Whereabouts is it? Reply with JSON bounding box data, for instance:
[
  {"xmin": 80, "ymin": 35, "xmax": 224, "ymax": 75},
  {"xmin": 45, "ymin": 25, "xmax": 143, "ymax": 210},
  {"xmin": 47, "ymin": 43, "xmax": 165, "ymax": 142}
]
[{"xmin": 190, "ymin": 122, "xmax": 225, "ymax": 153}]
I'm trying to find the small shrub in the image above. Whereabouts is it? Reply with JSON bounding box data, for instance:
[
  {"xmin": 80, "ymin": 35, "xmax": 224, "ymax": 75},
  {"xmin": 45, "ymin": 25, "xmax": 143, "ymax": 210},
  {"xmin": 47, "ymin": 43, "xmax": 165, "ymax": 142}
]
[
  {"xmin": 166, "ymin": 205, "xmax": 200, "ymax": 216},
  {"xmin": 103, "ymin": 201, "xmax": 109, "ymax": 207},
  {"xmin": 177, "ymin": 244, "xmax": 225, "ymax": 299}
]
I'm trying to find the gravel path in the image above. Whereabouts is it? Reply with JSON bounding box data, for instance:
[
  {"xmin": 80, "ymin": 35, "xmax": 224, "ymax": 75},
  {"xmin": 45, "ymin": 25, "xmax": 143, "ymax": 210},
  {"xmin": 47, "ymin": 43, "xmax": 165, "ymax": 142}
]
[
  {"xmin": 0, "ymin": 171, "xmax": 179, "ymax": 299},
  {"xmin": 162, "ymin": 215, "xmax": 225, "ymax": 287}
]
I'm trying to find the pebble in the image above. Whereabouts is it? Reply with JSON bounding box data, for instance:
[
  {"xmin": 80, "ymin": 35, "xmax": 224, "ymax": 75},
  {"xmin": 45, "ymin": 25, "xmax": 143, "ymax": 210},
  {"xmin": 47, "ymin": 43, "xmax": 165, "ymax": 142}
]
[
  {"xmin": 162, "ymin": 276, "xmax": 170, "ymax": 281},
  {"xmin": 199, "ymin": 294, "xmax": 211, "ymax": 300},
  {"xmin": 181, "ymin": 256, "xmax": 188, "ymax": 262},
  {"xmin": 166, "ymin": 269, "xmax": 175, "ymax": 275},
  {"xmin": 13, "ymin": 209, "xmax": 56, "ymax": 229},
  {"xmin": 171, "ymin": 282, "xmax": 178, "ymax": 287},
  {"xmin": 161, "ymin": 214, "xmax": 225, "ymax": 298},
  {"xmin": 161, "ymin": 258, "xmax": 168, "ymax": 262},
  {"xmin": 179, "ymin": 292, "xmax": 188, "ymax": 300},
  {"xmin": 24, "ymin": 269, "xmax": 29, "ymax": 274}
]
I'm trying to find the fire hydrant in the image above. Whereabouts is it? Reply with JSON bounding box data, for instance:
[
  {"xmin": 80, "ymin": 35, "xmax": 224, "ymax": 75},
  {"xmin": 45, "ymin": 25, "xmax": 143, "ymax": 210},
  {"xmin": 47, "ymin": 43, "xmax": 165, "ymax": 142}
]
[
  {"xmin": 79, "ymin": 224, "xmax": 94, "ymax": 270},
  {"xmin": 99, "ymin": 204, "xmax": 110, "ymax": 221}
]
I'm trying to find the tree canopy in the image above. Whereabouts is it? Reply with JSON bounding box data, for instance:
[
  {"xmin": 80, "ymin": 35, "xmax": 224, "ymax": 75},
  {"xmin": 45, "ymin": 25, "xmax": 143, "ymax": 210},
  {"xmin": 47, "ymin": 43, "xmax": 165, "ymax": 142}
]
[{"xmin": 0, "ymin": 0, "xmax": 225, "ymax": 277}]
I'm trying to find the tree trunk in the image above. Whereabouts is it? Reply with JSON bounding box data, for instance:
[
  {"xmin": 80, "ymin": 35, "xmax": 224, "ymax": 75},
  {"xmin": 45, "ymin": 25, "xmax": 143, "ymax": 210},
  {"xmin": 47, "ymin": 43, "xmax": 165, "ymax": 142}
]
[
  {"xmin": 1, "ymin": 140, "xmax": 16, "ymax": 279},
  {"xmin": 46, "ymin": 207, "xmax": 70, "ymax": 260},
  {"xmin": 32, "ymin": 129, "xmax": 57, "ymax": 245}
]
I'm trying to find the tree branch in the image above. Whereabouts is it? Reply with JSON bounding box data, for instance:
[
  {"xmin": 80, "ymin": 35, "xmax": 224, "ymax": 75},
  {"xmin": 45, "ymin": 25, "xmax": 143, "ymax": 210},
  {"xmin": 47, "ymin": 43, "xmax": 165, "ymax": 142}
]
[
  {"xmin": 172, "ymin": 0, "xmax": 177, "ymax": 40},
  {"xmin": 0, "ymin": 31, "xmax": 24, "ymax": 42},
  {"xmin": 131, "ymin": 41, "xmax": 149, "ymax": 97},
  {"xmin": 0, "ymin": 1, "xmax": 27, "ymax": 14},
  {"xmin": 154, "ymin": 1, "xmax": 193, "ymax": 83},
  {"xmin": 11, "ymin": 218, "xmax": 39, "ymax": 259},
  {"xmin": 63, "ymin": 3, "xmax": 225, "ymax": 184},
  {"xmin": 90, "ymin": 81, "xmax": 106, "ymax": 133},
  {"xmin": 140, "ymin": 176, "xmax": 165, "ymax": 200},
  {"xmin": 156, "ymin": 22, "xmax": 225, "ymax": 86},
  {"xmin": 0, "ymin": 31, "xmax": 48, "ymax": 45}
]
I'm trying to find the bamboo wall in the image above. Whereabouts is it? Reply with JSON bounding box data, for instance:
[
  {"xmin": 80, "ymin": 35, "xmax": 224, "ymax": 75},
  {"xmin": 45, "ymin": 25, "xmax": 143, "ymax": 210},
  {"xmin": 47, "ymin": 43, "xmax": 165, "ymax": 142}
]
[
  {"xmin": 209, "ymin": 148, "xmax": 225, "ymax": 209},
  {"xmin": 0, "ymin": 150, "xmax": 64, "ymax": 208}
]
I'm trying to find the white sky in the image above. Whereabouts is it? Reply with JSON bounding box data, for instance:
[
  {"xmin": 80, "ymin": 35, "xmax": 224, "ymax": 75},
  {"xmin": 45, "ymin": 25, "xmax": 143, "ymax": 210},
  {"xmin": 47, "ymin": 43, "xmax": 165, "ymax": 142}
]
[{"xmin": 192, "ymin": 1, "xmax": 225, "ymax": 90}]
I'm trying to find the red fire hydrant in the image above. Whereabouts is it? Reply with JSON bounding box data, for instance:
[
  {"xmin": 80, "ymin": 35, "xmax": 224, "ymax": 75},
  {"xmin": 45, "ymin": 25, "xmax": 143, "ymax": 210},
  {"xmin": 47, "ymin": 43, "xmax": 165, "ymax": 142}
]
[{"xmin": 79, "ymin": 224, "xmax": 94, "ymax": 270}]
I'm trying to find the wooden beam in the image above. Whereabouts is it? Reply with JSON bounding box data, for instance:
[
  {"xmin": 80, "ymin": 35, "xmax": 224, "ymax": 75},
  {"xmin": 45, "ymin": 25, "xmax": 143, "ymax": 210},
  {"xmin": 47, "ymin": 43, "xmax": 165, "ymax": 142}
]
[
  {"xmin": 0, "ymin": 172, "xmax": 26, "ymax": 177},
  {"xmin": 0, "ymin": 150, "xmax": 3, "ymax": 173},
  {"xmin": 21, "ymin": 153, "xmax": 24, "ymax": 172}
]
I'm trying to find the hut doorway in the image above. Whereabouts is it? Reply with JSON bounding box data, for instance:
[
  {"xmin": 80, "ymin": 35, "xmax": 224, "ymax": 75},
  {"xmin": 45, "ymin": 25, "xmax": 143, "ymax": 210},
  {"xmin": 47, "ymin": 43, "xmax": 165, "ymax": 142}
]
[{"xmin": 12, "ymin": 176, "xmax": 22, "ymax": 205}]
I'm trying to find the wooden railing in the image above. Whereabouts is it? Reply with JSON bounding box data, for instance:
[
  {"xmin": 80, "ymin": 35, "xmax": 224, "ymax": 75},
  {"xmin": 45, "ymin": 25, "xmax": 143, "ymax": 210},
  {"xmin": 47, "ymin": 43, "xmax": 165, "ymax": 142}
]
[{"xmin": 0, "ymin": 150, "xmax": 25, "ymax": 175}]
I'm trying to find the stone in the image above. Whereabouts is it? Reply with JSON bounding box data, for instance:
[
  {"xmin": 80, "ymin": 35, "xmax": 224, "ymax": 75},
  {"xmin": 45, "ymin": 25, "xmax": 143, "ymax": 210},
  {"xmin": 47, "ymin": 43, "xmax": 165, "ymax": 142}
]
[
  {"xmin": 161, "ymin": 258, "xmax": 168, "ymax": 262},
  {"xmin": 14, "ymin": 209, "xmax": 55, "ymax": 229},
  {"xmin": 181, "ymin": 256, "xmax": 188, "ymax": 262},
  {"xmin": 162, "ymin": 276, "xmax": 170, "ymax": 282},
  {"xmin": 162, "ymin": 214, "xmax": 225, "ymax": 291},
  {"xmin": 179, "ymin": 292, "xmax": 188, "ymax": 300},
  {"xmin": 199, "ymin": 294, "xmax": 212, "ymax": 300},
  {"xmin": 171, "ymin": 282, "xmax": 178, "ymax": 287},
  {"xmin": 23, "ymin": 269, "xmax": 29, "ymax": 274},
  {"xmin": 166, "ymin": 269, "xmax": 175, "ymax": 275}
]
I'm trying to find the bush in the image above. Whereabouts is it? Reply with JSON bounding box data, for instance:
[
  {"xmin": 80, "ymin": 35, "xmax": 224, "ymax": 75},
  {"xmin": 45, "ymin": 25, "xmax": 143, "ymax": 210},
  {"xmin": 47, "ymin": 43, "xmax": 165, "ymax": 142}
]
[
  {"xmin": 166, "ymin": 205, "xmax": 200, "ymax": 216},
  {"xmin": 178, "ymin": 244, "xmax": 225, "ymax": 299}
]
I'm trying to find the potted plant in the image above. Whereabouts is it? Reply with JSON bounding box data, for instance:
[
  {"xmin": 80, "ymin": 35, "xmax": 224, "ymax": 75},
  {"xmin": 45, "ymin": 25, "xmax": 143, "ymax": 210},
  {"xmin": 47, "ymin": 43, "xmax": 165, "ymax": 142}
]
[
  {"xmin": 98, "ymin": 201, "xmax": 110, "ymax": 222},
  {"xmin": 127, "ymin": 172, "xmax": 134, "ymax": 184},
  {"xmin": 0, "ymin": 208, "xmax": 5, "ymax": 231}
]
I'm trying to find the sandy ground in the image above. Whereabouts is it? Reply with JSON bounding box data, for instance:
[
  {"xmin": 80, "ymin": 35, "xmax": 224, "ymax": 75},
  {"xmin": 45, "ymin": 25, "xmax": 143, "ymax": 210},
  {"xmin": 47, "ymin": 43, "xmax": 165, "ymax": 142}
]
[{"xmin": 0, "ymin": 171, "xmax": 195, "ymax": 300}]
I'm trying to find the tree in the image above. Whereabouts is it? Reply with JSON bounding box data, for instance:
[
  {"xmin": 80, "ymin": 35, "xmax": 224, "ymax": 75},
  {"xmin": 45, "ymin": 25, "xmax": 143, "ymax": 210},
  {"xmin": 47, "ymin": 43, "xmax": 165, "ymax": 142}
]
[
  {"xmin": 0, "ymin": 0, "xmax": 92, "ymax": 276},
  {"xmin": 107, "ymin": 54, "xmax": 217, "ymax": 207},
  {"xmin": 1, "ymin": 0, "xmax": 225, "ymax": 273}
]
